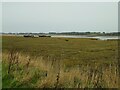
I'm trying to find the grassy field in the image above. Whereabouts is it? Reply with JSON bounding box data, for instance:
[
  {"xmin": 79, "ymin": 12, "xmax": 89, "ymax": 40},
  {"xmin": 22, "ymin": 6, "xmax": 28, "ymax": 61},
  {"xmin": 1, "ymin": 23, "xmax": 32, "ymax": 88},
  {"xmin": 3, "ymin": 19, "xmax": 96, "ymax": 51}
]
[{"xmin": 2, "ymin": 36, "xmax": 119, "ymax": 88}]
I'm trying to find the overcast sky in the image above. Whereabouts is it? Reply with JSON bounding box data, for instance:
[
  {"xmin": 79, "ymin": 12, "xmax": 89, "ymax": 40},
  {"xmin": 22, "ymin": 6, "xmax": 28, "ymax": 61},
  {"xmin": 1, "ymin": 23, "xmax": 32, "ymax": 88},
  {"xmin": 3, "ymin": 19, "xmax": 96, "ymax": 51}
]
[{"xmin": 2, "ymin": 2, "xmax": 118, "ymax": 33}]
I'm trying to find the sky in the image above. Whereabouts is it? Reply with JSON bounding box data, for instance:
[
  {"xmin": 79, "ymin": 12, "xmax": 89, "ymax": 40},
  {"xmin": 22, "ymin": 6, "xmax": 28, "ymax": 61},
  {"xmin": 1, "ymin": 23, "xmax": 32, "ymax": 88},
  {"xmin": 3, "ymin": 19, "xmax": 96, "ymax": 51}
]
[
  {"xmin": 2, "ymin": 2, "xmax": 118, "ymax": 33},
  {"xmin": 1, "ymin": 0, "xmax": 119, "ymax": 2}
]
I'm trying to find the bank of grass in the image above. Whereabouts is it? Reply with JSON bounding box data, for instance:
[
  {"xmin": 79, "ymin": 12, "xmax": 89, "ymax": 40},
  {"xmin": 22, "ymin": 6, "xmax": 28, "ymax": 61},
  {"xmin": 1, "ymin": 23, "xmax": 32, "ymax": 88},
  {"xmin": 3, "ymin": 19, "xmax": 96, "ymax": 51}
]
[{"xmin": 2, "ymin": 36, "xmax": 119, "ymax": 88}]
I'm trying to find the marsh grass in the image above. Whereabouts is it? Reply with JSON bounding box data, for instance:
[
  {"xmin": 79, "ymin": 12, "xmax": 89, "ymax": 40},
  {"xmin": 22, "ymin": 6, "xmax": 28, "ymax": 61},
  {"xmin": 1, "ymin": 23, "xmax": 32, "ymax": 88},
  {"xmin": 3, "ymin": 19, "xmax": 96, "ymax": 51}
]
[
  {"xmin": 2, "ymin": 52, "xmax": 118, "ymax": 88},
  {"xmin": 2, "ymin": 36, "xmax": 119, "ymax": 88}
]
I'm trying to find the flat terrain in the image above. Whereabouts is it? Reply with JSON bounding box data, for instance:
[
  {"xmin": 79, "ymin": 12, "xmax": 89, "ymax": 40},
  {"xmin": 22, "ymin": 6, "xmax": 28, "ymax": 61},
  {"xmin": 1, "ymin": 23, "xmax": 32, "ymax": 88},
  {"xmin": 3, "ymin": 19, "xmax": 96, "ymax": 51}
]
[
  {"xmin": 2, "ymin": 36, "xmax": 118, "ymax": 63},
  {"xmin": 2, "ymin": 36, "xmax": 119, "ymax": 88}
]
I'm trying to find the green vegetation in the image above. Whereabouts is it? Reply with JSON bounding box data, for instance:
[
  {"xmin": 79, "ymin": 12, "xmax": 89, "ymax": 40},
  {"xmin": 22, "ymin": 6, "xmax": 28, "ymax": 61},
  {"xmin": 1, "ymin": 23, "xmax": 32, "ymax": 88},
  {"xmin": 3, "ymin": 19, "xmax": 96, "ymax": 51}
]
[{"xmin": 2, "ymin": 36, "xmax": 119, "ymax": 88}]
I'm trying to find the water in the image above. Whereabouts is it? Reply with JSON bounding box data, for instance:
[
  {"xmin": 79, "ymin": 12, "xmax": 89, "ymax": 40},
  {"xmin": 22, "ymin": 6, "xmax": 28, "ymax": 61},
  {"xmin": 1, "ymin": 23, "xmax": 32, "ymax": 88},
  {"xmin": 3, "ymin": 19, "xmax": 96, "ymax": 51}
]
[{"xmin": 52, "ymin": 35, "xmax": 119, "ymax": 40}]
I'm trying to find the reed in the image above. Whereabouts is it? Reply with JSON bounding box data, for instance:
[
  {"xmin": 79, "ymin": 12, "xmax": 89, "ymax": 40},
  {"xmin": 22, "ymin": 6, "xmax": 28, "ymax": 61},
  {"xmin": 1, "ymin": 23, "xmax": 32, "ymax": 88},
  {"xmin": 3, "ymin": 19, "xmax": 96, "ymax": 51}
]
[{"xmin": 2, "ymin": 36, "xmax": 119, "ymax": 88}]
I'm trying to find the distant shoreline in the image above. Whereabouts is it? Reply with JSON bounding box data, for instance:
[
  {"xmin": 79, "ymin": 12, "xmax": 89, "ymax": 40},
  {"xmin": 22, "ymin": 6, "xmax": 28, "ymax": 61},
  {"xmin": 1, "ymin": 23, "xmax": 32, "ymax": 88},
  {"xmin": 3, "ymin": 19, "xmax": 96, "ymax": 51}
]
[{"xmin": 1, "ymin": 34, "xmax": 119, "ymax": 40}]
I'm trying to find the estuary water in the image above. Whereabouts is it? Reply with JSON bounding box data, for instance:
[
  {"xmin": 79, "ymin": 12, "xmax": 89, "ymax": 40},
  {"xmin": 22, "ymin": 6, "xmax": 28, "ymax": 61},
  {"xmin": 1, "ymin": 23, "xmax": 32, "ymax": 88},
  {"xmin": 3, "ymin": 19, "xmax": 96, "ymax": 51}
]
[{"xmin": 52, "ymin": 35, "xmax": 119, "ymax": 40}]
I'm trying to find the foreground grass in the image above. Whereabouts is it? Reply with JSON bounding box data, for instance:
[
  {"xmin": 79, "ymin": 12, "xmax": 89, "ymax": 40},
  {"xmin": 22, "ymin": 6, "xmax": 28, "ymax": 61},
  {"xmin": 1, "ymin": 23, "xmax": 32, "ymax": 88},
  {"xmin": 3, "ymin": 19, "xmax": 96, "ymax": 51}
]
[{"xmin": 2, "ymin": 36, "xmax": 119, "ymax": 88}]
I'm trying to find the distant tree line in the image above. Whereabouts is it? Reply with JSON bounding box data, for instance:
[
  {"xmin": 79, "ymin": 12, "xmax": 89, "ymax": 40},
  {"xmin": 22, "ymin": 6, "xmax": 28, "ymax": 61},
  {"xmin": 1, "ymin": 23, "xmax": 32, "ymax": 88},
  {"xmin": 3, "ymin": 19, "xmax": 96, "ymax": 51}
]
[
  {"xmin": 49, "ymin": 32, "xmax": 120, "ymax": 36},
  {"xmin": 2, "ymin": 32, "xmax": 120, "ymax": 36}
]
